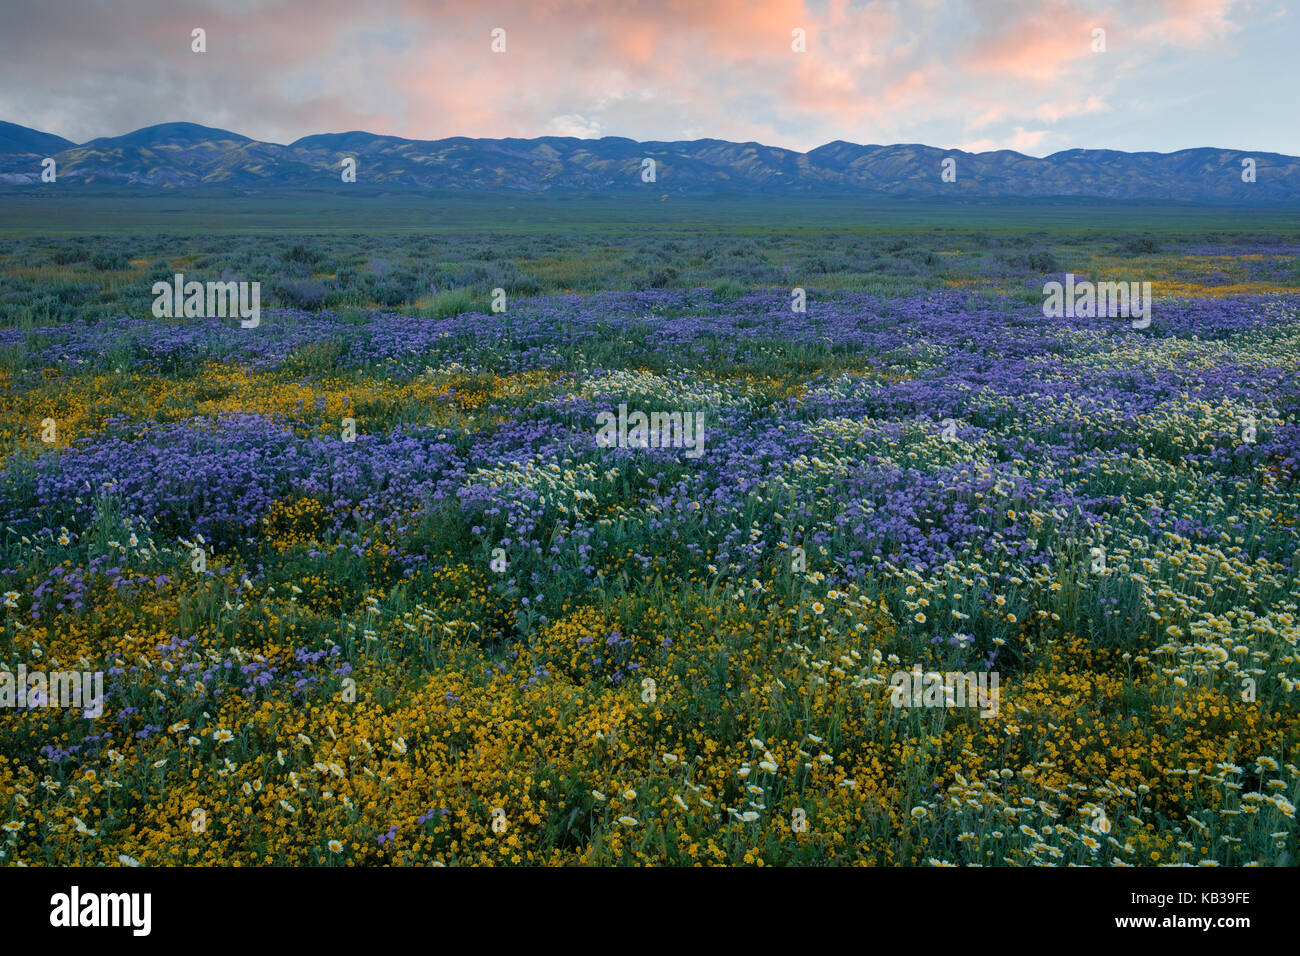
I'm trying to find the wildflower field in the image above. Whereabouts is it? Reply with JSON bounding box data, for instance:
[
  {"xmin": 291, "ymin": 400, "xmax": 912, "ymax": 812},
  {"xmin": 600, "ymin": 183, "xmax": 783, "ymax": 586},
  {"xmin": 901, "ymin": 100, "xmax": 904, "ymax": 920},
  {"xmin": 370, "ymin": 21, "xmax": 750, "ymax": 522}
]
[{"xmin": 1, "ymin": 218, "xmax": 1299, "ymax": 866}]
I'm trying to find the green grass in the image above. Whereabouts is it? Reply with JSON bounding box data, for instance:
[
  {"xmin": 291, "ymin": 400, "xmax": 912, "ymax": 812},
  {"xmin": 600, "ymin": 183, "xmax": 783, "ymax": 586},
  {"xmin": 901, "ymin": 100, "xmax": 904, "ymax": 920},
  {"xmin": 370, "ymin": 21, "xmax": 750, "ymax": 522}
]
[{"xmin": 1, "ymin": 198, "xmax": 1296, "ymax": 328}]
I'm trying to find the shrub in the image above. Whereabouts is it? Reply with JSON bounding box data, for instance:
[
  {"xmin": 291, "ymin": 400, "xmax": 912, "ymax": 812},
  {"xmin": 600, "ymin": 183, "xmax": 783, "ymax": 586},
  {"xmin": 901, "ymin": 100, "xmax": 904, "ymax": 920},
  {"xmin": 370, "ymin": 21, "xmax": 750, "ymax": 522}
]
[
  {"xmin": 90, "ymin": 250, "xmax": 129, "ymax": 271},
  {"xmin": 1120, "ymin": 236, "xmax": 1161, "ymax": 255},
  {"xmin": 274, "ymin": 278, "xmax": 331, "ymax": 310},
  {"xmin": 711, "ymin": 278, "xmax": 747, "ymax": 300},
  {"xmin": 283, "ymin": 244, "xmax": 324, "ymax": 266},
  {"xmin": 414, "ymin": 289, "xmax": 476, "ymax": 319}
]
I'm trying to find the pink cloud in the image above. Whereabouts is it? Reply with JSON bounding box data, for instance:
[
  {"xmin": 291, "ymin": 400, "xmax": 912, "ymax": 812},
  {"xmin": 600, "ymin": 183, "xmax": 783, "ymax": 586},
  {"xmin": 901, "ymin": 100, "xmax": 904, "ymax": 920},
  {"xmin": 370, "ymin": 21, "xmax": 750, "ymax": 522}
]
[
  {"xmin": 1136, "ymin": 0, "xmax": 1243, "ymax": 45},
  {"xmin": 961, "ymin": 1, "xmax": 1113, "ymax": 84},
  {"xmin": 0, "ymin": 0, "xmax": 1262, "ymax": 154},
  {"xmin": 962, "ymin": 126, "xmax": 1051, "ymax": 153}
]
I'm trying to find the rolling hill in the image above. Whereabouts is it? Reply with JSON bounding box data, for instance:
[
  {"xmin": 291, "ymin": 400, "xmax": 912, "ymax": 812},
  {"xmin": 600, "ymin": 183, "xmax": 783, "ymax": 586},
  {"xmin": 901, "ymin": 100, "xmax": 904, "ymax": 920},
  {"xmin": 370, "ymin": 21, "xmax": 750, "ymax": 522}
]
[{"xmin": 1, "ymin": 121, "xmax": 1296, "ymax": 204}]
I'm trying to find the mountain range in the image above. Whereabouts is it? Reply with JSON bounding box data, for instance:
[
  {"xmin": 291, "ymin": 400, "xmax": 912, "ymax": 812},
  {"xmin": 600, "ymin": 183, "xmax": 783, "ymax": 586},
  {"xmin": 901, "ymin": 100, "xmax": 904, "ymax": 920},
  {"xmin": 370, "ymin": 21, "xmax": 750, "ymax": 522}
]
[{"xmin": 2, "ymin": 120, "xmax": 1298, "ymax": 204}]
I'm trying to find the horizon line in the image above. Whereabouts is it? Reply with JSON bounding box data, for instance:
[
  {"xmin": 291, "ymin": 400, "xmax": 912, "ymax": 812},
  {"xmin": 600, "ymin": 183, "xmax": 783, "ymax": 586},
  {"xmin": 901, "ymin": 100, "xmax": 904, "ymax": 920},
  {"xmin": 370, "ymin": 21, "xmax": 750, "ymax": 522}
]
[{"xmin": 5, "ymin": 120, "xmax": 1296, "ymax": 162}]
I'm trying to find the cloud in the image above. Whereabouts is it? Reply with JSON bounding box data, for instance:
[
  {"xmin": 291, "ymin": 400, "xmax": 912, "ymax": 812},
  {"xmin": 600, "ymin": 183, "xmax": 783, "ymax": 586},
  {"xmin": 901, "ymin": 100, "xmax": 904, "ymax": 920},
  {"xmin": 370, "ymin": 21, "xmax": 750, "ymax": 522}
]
[
  {"xmin": 546, "ymin": 114, "xmax": 604, "ymax": 138},
  {"xmin": 0, "ymin": 0, "xmax": 1273, "ymax": 155},
  {"xmin": 962, "ymin": 126, "xmax": 1051, "ymax": 153},
  {"xmin": 1135, "ymin": 0, "xmax": 1243, "ymax": 46},
  {"xmin": 960, "ymin": 0, "xmax": 1106, "ymax": 83}
]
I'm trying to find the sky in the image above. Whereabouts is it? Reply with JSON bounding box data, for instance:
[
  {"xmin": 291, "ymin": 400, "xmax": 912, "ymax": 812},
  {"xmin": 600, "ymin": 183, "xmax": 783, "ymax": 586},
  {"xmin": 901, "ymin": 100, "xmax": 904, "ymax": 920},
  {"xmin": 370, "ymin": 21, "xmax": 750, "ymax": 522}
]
[{"xmin": 1, "ymin": 0, "xmax": 1295, "ymax": 156}]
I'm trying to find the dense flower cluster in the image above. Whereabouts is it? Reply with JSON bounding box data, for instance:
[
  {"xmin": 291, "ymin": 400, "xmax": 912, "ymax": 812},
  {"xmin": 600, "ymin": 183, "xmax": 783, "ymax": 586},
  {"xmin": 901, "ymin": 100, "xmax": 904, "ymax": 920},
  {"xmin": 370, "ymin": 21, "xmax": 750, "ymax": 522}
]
[{"xmin": 1, "ymin": 287, "xmax": 1297, "ymax": 865}]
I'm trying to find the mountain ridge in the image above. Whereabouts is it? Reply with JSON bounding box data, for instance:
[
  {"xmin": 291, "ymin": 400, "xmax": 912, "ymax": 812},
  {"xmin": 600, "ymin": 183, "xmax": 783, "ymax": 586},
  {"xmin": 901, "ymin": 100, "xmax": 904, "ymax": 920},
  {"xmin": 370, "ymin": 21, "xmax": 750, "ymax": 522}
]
[{"xmin": 2, "ymin": 121, "xmax": 1297, "ymax": 203}]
